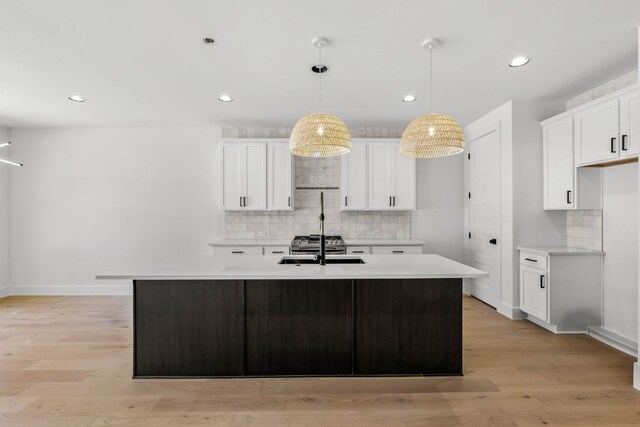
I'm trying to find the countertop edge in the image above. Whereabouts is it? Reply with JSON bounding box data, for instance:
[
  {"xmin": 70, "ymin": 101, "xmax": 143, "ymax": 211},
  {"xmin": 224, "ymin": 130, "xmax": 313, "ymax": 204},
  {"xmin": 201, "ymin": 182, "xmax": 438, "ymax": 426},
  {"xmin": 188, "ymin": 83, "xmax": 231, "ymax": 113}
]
[
  {"xmin": 96, "ymin": 273, "xmax": 487, "ymax": 280},
  {"xmin": 209, "ymin": 239, "xmax": 427, "ymax": 247},
  {"xmin": 518, "ymin": 246, "xmax": 605, "ymax": 256}
]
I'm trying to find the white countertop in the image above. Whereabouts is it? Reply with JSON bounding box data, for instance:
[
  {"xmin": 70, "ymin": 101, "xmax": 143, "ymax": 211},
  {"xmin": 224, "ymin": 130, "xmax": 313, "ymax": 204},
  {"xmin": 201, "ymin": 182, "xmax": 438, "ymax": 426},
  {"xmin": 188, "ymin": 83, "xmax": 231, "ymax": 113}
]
[
  {"xmin": 518, "ymin": 246, "xmax": 605, "ymax": 256},
  {"xmin": 209, "ymin": 239, "xmax": 426, "ymax": 247},
  {"xmin": 96, "ymin": 254, "xmax": 487, "ymax": 281}
]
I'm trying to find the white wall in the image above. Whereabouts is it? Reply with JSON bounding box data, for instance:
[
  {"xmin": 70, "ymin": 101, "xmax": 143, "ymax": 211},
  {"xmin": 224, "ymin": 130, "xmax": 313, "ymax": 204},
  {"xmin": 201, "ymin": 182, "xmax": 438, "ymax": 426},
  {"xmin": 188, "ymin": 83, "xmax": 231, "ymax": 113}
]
[
  {"xmin": 9, "ymin": 127, "xmax": 224, "ymax": 294},
  {"xmin": 602, "ymin": 163, "xmax": 638, "ymax": 343},
  {"xmin": 635, "ymin": 26, "xmax": 640, "ymax": 392},
  {"xmin": 412, "ymin": 155, "xmax": 465, "ymax": 262},
  {"xmin": 0, "ymin": 126, "xmax": 10, "ymax": 296}
]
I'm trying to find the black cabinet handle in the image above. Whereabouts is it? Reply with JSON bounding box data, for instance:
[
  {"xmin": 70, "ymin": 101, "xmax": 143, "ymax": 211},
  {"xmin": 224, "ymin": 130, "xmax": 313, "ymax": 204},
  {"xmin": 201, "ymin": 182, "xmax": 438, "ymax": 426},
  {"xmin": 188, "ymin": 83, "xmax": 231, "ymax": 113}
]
[
  {"xmin": 566, "ymin": 190, "xmax": 572, "ymax": 204},
  {"xmin": 524, "ymin": 258, "xmax": 537, "ymax": 262},
  {"xmin": 271, "ymin": 251, "xmax": 284, "ymax": 254},
  {"xmin": 288, "ymin": 196, "xmax": 291, "ymax": 207},
  {"xmin": 540, "ymin": 275, "xmax": 545, "ymax": 289},
  {"xmin": 611, "ymin": 137, "xmax": 617, "ymax": 153},
  {"xmin": 231, "ymin": 251, "xmax": 244, "ymax": 254},
  {"xmin": 243, "ymin": 196, "xmax": 247, "ymax": 207},
  {"xmin": 489, "ymin": 238, "xmax": 497, "ymax": 245},
  {"xmin": 352, "ymin": 250, "xmax": 364, "ymax": 254},
  {"xmin": 240, "ymin": 196, "xmax": 243, "ymax": 207},
  {"xmin": 393, "ymin": 196, "xmax": 396, "ymax": 206},
  {"xmin": 392, "ymin": 250, "xmax": 404, "ymax": 254},
  {"xmin": 622, "ymin": 135, "xmax": 628, "ymax": 151},
  {"xmin": 389, "ymin": 196, "xmax": 392, "ymax": 207},
  {"xmin": 345, "ymin": 196, "xmax": 348, "ymax": 207}
]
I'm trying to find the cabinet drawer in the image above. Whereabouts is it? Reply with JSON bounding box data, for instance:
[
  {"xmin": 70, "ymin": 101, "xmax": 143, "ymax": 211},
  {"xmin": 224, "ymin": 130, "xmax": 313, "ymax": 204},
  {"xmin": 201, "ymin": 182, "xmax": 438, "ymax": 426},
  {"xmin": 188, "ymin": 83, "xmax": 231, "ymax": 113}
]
[
  {"xmin": 347, "ymin": 246, "xmax": 371, "ymax": 255},
  {"xmin": 519, "ymin": 252, "xmax": 548, "ymax": 270},
  {"xmin": 213, "ymin": 246, "xmax": 263, "ymax": 256},
  {"xmin": 265, "ymin": 246, "xmax": 290, "ymax": 255},
  {"xmin": 371, "ymin": 245, "xmax": 422, "ymax": 255}
]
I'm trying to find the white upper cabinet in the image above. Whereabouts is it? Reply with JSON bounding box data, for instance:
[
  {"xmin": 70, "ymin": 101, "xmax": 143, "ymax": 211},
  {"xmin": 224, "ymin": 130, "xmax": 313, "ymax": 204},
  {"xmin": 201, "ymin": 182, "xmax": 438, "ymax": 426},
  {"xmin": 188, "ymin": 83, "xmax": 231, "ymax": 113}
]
[
  {"xmin": 340, "ymin": 141, "xmax": 367, "ymax": 210},
  {"xmin": 340, "ymin": 139, "xmax": 416, "ymax": 211},
  {"xmin": 220, "ymin": 142, "xmax": 271, "ymax": 211},
  {"xmin": 368, "ymin": 142, "xmax": 396, "ymax": 210},
  {"xmin": 619, "ymin": 90, "xmax": 640, "ymax": 158},
  {"xmin": 574, "ymin": 98, "xmax": 619, "ymax": 166},
  {"xmin": 267, "ymin": 142, "xmax": 293, "ymax": 210},
  {"xmin": 543, "ymin": 116, "xmax": 575, "ymax": 209}
]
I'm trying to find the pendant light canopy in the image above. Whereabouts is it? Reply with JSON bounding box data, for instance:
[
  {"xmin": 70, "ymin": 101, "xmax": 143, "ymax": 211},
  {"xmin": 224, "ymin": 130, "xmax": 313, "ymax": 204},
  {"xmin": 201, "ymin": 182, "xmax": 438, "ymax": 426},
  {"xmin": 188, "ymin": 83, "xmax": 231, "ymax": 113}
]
[
  {"xmin": 400, "ymin": 38, "xmax": 464, "ymax": 158},
  {"xmin": 290, "ymin": 37, "xmax": 351, "ymax": 158}
]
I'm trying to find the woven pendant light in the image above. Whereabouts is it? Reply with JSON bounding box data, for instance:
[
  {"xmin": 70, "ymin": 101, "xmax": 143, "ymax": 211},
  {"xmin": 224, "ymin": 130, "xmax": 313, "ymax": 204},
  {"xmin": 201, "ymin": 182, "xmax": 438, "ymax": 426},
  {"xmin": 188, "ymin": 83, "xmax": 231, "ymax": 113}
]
[
  {"xmin": 290, "ymin": 37, "xmax": 351, "ymax": 157},
  {"xmin": 401, "ymin": 38, "xmax": 464, "ymax": 158}
]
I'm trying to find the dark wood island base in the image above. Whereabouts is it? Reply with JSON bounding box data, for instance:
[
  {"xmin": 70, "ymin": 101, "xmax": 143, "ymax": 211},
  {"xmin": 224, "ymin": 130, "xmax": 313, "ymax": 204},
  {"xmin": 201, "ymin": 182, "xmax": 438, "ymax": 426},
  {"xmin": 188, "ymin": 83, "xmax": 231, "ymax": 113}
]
[{"xmin": 133, "ymin": 278, "xmax": 462, "ymax": 378}]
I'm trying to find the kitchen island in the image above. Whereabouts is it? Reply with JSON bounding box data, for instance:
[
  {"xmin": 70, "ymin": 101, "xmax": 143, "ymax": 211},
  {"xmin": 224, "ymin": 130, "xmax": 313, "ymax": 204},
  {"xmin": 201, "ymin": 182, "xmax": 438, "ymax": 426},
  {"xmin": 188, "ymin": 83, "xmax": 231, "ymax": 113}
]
[{"xmin": 97, "ymin": 254, "xmax": 487, "ymax": 378}]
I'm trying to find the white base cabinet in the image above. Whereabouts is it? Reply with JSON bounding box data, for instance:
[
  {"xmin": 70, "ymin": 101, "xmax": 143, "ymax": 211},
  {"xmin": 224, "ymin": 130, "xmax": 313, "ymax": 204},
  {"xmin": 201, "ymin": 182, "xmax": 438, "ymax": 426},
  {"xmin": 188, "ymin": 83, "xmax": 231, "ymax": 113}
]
[{"xmin": 519, "ymin": 248, "xmax": 603, "ymax": 333}]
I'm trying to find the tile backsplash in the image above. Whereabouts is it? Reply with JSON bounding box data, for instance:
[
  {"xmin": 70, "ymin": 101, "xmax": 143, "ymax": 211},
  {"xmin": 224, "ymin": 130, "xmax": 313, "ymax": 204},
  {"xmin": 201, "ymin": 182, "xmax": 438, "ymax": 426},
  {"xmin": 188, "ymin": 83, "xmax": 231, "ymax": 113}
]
[
  {"xmin": 225, "ymin": 155, "xmax": 411, "ymax": 240},
  {"xmin": 566, "ymin": 210, "xmax": 603, "ymax": 250}
]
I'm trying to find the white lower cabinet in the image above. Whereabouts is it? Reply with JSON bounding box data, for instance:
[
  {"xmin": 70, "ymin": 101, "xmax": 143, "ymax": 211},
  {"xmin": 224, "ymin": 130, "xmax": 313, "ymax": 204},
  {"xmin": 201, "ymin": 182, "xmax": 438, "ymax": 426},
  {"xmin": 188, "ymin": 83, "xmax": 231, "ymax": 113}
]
[
  {"xmin": 371, "ymin": 245, "xmax": 422, "ymax": 255},
  {"xmin": 212, "ymin": 246, "xmax": 264, "ymax": 256},
  {"xmin": 519, "ymin": 248, "xmax": 603, "ymax": 333}
]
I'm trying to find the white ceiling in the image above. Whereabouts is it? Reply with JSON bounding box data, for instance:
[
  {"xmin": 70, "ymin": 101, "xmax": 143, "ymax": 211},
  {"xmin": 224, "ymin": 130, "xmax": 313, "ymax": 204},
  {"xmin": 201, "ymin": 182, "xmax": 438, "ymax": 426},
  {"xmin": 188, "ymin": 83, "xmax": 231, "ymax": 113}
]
[{"xmin": 0, "ymin": 0, "xmax": 639, "ymax": 128}]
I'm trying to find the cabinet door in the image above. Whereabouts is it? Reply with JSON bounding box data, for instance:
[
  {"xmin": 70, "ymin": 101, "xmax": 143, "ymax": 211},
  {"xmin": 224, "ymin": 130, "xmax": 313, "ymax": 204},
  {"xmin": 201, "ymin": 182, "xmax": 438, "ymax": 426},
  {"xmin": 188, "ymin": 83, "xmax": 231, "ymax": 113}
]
[
  {"xmin": 267, "ymin": 142, "xmax": 293, "ymax": 210},
  {"xmin": 619, "ymin": 91, "xmax": 640, "ymax": 158},
  {"xmin": 520, "ymin": 266, "xmax": 548, "ymax": 322},
  {"xmin": 393, "ymin": 147, "xmax": 416, "ymax": 210},
  {"xmin": 543, "ymin": 117, "xmax": 575, "ymax": 210},
  {"xmin": 340, "ymin": 142, "xmax": 367, "ymax": 210},
  {"xmin": 368, "ymin": 142, "xmax": 395, "ymax": 210},
  {"xmin": 574, "ymin": 99, "xmax": 619, "ymax": 165},
  {"xmin": 244, "ymin": 144, "xmax": 267, "ymax": 210},
  {"xmin": 221, "ymin": 144, "xmax": 247, "ymax": 210}
]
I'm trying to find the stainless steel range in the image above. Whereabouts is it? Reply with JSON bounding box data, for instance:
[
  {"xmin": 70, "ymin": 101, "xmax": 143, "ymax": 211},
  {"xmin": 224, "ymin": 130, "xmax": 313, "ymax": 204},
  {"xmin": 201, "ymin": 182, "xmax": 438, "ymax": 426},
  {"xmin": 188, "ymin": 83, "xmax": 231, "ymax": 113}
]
[{"xmin": 290, "ymin": 235, "xmax": 346, "ymax": 255}]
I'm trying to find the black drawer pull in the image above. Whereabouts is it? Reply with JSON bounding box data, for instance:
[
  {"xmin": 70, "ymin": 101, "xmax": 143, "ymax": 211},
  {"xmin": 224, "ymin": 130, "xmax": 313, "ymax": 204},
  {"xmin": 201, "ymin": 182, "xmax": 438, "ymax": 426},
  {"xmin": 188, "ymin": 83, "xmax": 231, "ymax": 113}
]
[
  {"xmin": 525, "ymin": 258, "xmax": 537, "ymax": 262},
  {"xmin": 288, "ymin": 196, "xmax": 291, "ymax": 207},
  {"xmin": 622, "ymin": 135, "xmax": 628, "ymax": 151},
  {"xmin": 352, "ymin": 250, "xmax": 364, "ymax": 254},
  {"xmin": 240, "ymin": 196, "xmax": 243, "ymax": 207},
  {"xmin": 540, "ymin": 275, "xmax": 546, "ymax": 289},
  {"xmin": 611, "ymin": 137, "xmax": 617, "ymax": 153},
  {"xmin": 392, "ymin": 250, "xmax": 404, "ymax": 254},
  {"xmin": 345, "ymin": 196, "xmax": 348, "ymax": 207},
  {"xmin": 389, "ymin": 196, "xmax": 392, "ymax": 207},
  {"xmin": 231, "ymin": 251, "xmax": 244, "ymax": 254},
  {"xmin": 272, "ymin": 251, "xmax": 284, "ymax": 254},
  {"xmin": 566, "ymin": 190, "xmax": 572, "ymax": 204}
]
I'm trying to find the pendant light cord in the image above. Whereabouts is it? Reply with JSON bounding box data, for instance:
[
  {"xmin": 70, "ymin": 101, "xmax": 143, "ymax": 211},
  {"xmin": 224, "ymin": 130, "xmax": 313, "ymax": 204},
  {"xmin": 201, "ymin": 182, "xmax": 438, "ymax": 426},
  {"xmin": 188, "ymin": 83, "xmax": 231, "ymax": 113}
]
[
  {"xmin": 318, "ymin": 45, "xmax": 323, "ymax": 112},
  {"xmin": 429, "ymin": 44, "xmax": 433, "ymax": 113}
]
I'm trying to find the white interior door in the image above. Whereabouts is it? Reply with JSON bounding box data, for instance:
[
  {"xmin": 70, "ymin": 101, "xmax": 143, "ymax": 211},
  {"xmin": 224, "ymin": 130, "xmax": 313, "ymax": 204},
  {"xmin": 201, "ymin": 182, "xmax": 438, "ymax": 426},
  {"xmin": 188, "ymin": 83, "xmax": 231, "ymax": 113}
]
[{"xmin": 468, "ymin": 129, "xmax": 501, "ymax": 308}]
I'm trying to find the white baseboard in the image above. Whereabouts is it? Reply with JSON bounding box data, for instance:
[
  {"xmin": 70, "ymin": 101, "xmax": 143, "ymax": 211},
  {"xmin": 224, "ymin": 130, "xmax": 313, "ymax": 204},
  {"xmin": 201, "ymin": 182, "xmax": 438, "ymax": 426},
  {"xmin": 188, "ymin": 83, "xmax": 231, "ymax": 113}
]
[
  {"xmin": 10, "ymin": 284, "xmax": 132, "ymax": 296},
  {"xmin": 497, "ymin": 303, "xmax": 526, "ymax": 320},
  {"xmin": 587, "ymin": 327, "xmax": 638, "ymax": 357},
  {"xmin": 0, "ymin": 286, "xmax": 9, "ymax": 298},
  {"xmin": 634, "ymin": 363, "xmax": 640, "ymax": 391}
]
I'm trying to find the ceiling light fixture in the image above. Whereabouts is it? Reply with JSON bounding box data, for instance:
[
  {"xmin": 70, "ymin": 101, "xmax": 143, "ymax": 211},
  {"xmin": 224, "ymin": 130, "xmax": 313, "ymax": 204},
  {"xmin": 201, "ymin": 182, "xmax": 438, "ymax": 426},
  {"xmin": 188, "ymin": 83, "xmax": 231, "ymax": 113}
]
[
  {"xmin": 403, "ymin": 95, "xmax": 417, "ymax": 102},
  {"xmin": 509, "ymin": 56, "xmax": 530, "ymax": 67},
  {"xmin": 218, "ymin": 94, "xmax": 233, "ymax": 102},
  {"xmin": 400, "ymin": 38, "xmax": 464, "ymax": 158},
  {"xmin": 68, "ymin": 95, "xmax": 85, "ymax": 102},
  {"xmin": 290, "ymin": 37, "xmax": 351, "ymax": 158},
  {"xmin": 0, "ymin": 142, "xmax": 23, "ymax": 167}
]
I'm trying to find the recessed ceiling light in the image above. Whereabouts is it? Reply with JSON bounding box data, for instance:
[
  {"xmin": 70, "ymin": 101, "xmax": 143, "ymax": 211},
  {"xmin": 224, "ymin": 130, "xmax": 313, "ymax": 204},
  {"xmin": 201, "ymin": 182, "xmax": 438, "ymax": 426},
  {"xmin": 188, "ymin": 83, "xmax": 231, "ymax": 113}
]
[
  {"xmin": 68, "ymin": 95, "xmax": 86, "ymax": 102},
  {"xmin": 509, "ymin": 56, "xmax": 530, "ymax": 67},
  {"xmin": 218, "ymin": 94, "xmax": 233, "ymax": 102},
  {"xmin": 402, "ymin": 95, "xmax": 417, "ymax": 102},
  {"xmin": 203, "ymin": 37, "xmax": 216, "ymax": 45}
]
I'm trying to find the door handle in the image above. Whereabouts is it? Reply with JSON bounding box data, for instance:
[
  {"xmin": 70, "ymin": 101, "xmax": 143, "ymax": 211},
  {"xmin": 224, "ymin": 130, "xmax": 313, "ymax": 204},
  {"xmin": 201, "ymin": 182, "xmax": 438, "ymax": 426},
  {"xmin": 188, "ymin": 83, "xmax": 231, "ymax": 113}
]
[
  {"xmin": 540, "ymin": 275, "xmax": 545, "ymax": 289},
  {"xmin": 489, "ymin": 238, "xmax": 497, "ymax": 245},
  {"xmin": 243, "ymin": 196, "xmax": 247, "ymax": 207},
  {"xmin": 393, "ymin": 196, "xmax": 396, "ymax": 206},
  {"xmin": 240, "ymin": 196, "xmax": 243, "ymax": 207},
  {"xmin": 524, "ymin": 258, "xmax": 537, "ymax": 263},
  {"xmin": 288, "ymin": 196, "xmax": 291, "ymax": 207},
  {"xmin": 271, "ymin": 251, "xmax": 284, "ymax": 254},
  {"xmin": 566, "ymin": 190, "xmax": 572, "ymax": 204},
  {"xmin": 231, "ymin": 251, "xmax": 244, "ymax": 254},
  {"xmin": 392, "ymin": 250, "xmax": 404, "ymax": 254},
  {"xmin": 389, "ymin": 196, "xmax": 392, "ymax": 207},
  {"xmin": 345, "ymin": 196, "xmax": 348, "ymax": 207},
  {"xmin": 622, "ymin": 135, "xmax": 628, "ymax": 151},
  {"xmin": 352, "ymin": 250, "xmax": 364, "ymax": 254},
  {"xmin": 611, "ymin": 137, "xmax": 617, "ymax": 153}
]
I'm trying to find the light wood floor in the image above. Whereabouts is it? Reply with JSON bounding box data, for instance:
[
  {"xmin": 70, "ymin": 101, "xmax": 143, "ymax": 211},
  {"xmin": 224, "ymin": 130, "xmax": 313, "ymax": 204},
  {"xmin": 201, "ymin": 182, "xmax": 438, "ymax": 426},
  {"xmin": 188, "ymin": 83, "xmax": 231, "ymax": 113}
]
[{"xmin": 0, "ymin": 295, "xmax": 638, "ymax": 426}]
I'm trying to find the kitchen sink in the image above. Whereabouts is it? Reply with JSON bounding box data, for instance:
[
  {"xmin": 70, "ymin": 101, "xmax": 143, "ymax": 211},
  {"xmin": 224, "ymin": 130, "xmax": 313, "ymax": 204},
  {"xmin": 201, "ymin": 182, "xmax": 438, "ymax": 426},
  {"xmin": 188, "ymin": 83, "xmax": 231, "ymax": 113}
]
[{"xmin": 278, "ymin": 256, "xmax": 365, "ymax": 265}]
